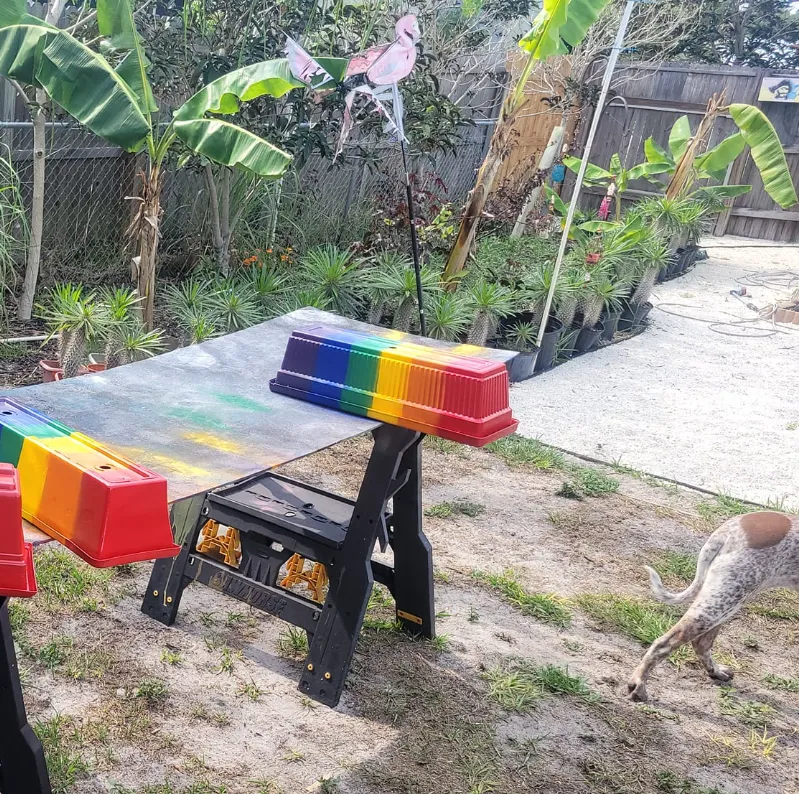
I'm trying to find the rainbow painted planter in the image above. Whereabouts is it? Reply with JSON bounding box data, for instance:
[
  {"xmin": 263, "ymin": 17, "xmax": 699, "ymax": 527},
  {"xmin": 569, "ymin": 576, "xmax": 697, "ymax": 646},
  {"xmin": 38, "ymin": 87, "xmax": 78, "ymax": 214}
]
[
  {"xmin": 269, "ymin": 326, "xmax": 518, "ymax": 446},
  {"xmin": 0, "ymin": 464, "xmax": 36, "ymax": 598},
  {"xmin": 0, "ymin": 398, "xmax": 179, "ymax": 568}
]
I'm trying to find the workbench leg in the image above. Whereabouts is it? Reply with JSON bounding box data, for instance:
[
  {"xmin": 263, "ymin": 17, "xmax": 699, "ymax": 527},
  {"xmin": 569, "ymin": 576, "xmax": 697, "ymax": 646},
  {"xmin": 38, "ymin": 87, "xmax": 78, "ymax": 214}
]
[
  {"xmin": 141, "ymin": 494, "xmax": 206, "ymax": 626},
  {"xmin": 0, "ymin": 597, "xmax": 52, "ymax": 794},
  {"xmin": 391, "ymin": 437, "xmax": 435, "ymax": 639},
  {"xmin": 299, "ymin": 426, "xmax": 421, "ymax": 707}
]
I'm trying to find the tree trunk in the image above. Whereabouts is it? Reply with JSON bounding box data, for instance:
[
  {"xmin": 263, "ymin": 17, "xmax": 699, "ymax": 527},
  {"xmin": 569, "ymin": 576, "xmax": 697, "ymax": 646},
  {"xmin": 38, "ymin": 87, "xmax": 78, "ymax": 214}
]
[
  {"xmin": 206, "ymin": 164, "xmax": 233, "ymax": 275},
  {"xmin": 136, "ymin": 165, "xmax": 163, "ymax": 330},
  {"xmin": 17, "ymin": 94, "xmax": 45, "ymax": 321}
]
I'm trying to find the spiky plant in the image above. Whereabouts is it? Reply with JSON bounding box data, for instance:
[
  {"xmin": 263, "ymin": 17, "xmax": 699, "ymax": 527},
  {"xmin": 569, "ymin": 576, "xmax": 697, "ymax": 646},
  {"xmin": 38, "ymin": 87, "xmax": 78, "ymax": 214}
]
[
  {"xmin": 426, "ymin": 292, "xmax": 472, "ymax": 341},
  {"xmin": 677, "ymin": 201, "xmax": 709, "ymax": 246},
  {"xmin": 297, "ymin": 245, "xmax": 361, "ymax": 316},
  {"xmin": 100, "ymin": 287, "xmax": 141, "ymax": 368},
  {"xmin": 631, "ymin": 234, "xmax": 672, "ymax": 306},
  {"xmin": 40, "ymin": 283, "xmax": 83, "ymax": 365},
  {"xmin": 209, "ymin": 282, "xmax": 262, "ymax": 332},
  {"xmin": 505, "ymin": 321, "xmax": 537, "ymax": 353},
  {"xmin": 553, "ymin": 266, "xmax": 587, "ymax": 329},
  {"xmin": 579, "ymin": 269, "xmax": 629, "ymax": 328},
  {"xmin": 279, "ymin": 288, "xmax": 332, "ymax": 314},
  {"xmin": 465, "ymin": 279, "xmax": 515, "ymax": 346},
  {"xmin": 523, "ymin": 261, "xmax": 563, "ymax": 320},
  {"xmin": 111, "ymin": 323, "xmax": 166, "ymax": 365},
  {"xmin": 163, "ymin": 277, "xmax": 215, "ymax": 325},
  {"xmin": 183, "ymin": 308, "xmax": 220, "ymax": 345},
  {"xmin": 360, "ymin": 251, "xmax": 412, "ymax": 325},
  {"xmin": 239, "ymin": 264, "xmax": 286, "ymax": 313},
  {"xmin": 49, "ymin": 294, "xmax": 109, "ymax": 378},
  {"xmin": 359, "ymin": 259, "xmax": 440, "ymax": 332}
]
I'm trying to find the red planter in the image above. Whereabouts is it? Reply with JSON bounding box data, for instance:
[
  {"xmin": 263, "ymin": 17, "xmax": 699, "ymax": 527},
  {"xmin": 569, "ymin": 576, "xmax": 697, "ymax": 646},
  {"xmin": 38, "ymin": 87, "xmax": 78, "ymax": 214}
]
[
  {"xmin": 39, "ymin": 360, "xmax": 107, "ymax": 383},
  {"xmin": 0, "ymin": 464, "xmax": 36, "ymax": 598}
]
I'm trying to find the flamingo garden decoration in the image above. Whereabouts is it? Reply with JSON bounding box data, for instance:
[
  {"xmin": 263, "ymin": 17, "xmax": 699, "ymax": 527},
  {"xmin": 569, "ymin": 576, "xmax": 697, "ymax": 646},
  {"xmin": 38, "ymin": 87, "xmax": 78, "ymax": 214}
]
[{"xmin": 286, "ymin": 16, "xmax": 427, "ymax": 335}]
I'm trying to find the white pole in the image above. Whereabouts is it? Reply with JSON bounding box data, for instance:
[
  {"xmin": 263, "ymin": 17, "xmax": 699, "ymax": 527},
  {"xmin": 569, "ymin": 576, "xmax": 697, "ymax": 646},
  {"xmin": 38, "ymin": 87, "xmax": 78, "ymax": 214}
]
[{"xmin": 535, "ymin": 0, "xmax": 637, "ymax": 348}]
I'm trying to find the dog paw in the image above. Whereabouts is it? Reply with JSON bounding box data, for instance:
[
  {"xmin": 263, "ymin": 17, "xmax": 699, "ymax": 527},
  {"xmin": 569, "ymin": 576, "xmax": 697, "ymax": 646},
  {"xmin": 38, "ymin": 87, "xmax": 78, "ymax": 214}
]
[
  {"xmin": 626, "ymin": 680, "xmax": 648, "ymax": 702},
  {"xmin": 711, "ymin": 664, "xmax": 734, "ymax": 682}
]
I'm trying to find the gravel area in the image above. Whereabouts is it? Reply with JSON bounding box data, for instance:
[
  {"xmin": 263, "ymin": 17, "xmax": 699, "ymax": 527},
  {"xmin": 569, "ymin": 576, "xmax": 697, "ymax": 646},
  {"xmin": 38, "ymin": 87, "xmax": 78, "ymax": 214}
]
[{"xmin": 511, "ymin": 235, "xmax": 799, "ymax": 507}]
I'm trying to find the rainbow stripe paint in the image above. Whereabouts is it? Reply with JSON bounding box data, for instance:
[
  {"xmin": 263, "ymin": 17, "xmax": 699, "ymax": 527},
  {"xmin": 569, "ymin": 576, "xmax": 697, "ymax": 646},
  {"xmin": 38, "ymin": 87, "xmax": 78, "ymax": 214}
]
[
  {"xmin": 269, "ymin": 326, "xmax": 518, "ymax": 446},
  {"xmin": 0, "ymin": 398, "xmax": 178, "ymax": 567}
]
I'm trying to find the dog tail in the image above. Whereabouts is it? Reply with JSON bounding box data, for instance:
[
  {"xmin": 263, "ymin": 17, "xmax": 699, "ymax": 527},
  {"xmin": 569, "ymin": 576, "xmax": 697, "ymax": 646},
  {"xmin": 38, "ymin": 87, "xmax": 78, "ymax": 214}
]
[{"xmin": 645, "ymin": 530, "xmax": 727, "ymax": 605}]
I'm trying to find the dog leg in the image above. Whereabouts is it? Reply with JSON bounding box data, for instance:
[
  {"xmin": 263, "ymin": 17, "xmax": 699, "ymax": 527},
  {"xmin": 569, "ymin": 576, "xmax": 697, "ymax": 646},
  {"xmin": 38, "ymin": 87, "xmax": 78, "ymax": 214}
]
[
  {"xmin": 691, "ymin": 626, "xmax": 733, "ymax": 682},
  {"xmin": 627, "ymin": 617, "xmax": 696, "ymax": 702}
]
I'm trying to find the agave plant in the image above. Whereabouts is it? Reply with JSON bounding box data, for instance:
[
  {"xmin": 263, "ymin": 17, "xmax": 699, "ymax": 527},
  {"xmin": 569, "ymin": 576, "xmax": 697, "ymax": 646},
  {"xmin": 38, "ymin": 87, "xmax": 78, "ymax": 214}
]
[
  {"xmin": 110, "ymin": 322, "xmax": 166, "ymax": 366},
  {"xmin": 298, "ymin": 245, "xmax": 361, "ymax": 317},
  {"xmin": 425, "ymin": 292, "xmax": 472, "ymax": 341},
  {"xmin": 360, "ymin": 258, "xmax": 440, "ymax": 332},
  {"xmin": 465, "ymin": 280, "xmax": 515, "ymax": 347},
  {"xmin": 42, "ymin": 283, "xmax": 84, "ymax": 364}
]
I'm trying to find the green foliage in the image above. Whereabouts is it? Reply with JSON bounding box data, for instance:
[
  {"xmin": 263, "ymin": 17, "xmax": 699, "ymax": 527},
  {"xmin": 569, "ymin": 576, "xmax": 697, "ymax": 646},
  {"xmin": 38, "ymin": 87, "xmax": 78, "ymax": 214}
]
[
  {"xmin": 297, "ymin": 245, "xmax": 361, "ymax": 316},
  {"xmin": 485, "ymin": 659, "xmax": 598, "ymax": 711},
  {"xmin": 505, "ymin": 320, "xmax": 537, "ymax": 352},
  {"xmin": 465, "ymin": 279, "xmax": 515, "ymax": 346},
  {"xmin": 425, "ymin": 291, "xmax": 472, "ymax": 341},
  {"xmin": 472, "ymin": 569, "xmax": 572, "ymax": 627},
  {"xmin": 486, "ymin": 434, "xmax": 566, "ymax": 469}
]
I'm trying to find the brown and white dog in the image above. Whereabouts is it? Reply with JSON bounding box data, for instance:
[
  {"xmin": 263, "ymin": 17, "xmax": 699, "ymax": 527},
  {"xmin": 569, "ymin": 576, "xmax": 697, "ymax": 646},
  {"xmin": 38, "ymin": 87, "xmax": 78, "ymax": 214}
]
[{"xmin": 628, "ymin": 511, "xmax": 799, "ymax": 701}]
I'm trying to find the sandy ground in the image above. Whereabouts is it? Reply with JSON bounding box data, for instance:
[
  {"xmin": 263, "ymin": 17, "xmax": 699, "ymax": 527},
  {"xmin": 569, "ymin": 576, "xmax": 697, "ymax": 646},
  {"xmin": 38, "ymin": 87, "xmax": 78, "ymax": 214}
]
[
  {"xmin": 13, "ymin": 436, "xmax": 799, "ymax": 794},
  {"xmin": 511, "ymin": 236, "xmax": 799, "ymax": 507}
]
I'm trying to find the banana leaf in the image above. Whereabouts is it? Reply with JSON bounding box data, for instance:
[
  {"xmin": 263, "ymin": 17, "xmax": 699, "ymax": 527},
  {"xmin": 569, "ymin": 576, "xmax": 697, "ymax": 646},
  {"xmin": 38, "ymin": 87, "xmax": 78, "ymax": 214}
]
[
  {"xmin": 644, "ymin": 136, "xmax": 673, "ymax": 168},
  {"xmin": 0, "ymin": 0, "xmax": 24, "ymax": 26},
  {"xmin": 96, "ymin": 0, "xmax": 157, "ymax": 115},
  {"xmin": 519, "ymin": 0, "xmax": 611, "ymax": 59},
  {"xmin": 668, "ymin": 116, "xmax": 691, "ymax": 161},
  {"xmin": 563, "ymin": 154, "xmax": 613, "ymax": 184},
  {"xmin": 694, "ymin": 184, "xmax": 751, "ymax": 200},
  {"xmin": 173, "ymin": 119, "xmax": 293, "ymax": 178},
  {"xmin": 694, "ymin": 133, "xmax": 745, "ymax": 177},
  {"xmin": 176, "ymin": 60, "xmax": 303, "ymax": 119},
  {"xmin": 628, "ymin": 162, "xmax": 673, "ymax": 180},
  {"xmin": 729, "ymin": 104, "xmax": 798, "ymax": 209},
  {"xmin": 0, "ymin": 23, "xmax": 149, "ymax": 151}
]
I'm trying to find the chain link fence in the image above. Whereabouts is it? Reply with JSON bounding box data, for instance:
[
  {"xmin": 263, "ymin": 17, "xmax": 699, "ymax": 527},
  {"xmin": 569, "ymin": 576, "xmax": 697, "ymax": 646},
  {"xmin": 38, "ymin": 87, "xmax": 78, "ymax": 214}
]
[{"xmin": 2, "ymin": 113, "xmax": 492, "ymax": 283}]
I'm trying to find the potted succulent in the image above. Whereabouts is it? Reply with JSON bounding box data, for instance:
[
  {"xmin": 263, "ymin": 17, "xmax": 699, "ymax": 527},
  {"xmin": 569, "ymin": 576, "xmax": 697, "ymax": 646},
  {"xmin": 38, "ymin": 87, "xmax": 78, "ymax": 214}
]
[
  {"xmin": 618, "ymin": 232, "xmax": 670, "ymax": 331},
  {"xmin": 504, "ymin": 321, "xmax": 539, "ymax": 382},
  {"xmin": 576, "ymin": 265, "xmax": 628, "ymax": 352},
  {"xmin": 38, "ymin": 285, "xmax": 110, "ymax": 380},
  {"xmin": 425, "ymin": 292, "xmax": 472, "ymax": 342},
  {"xmin": 524, "ymin": 261, "xmax": 564, "ymax": 373},
  {"xmin": 465, "ymin": 279, "xmax": 515, "ymax": 347},
  {"xmin": 553, "ymin": 265, "xmax": 586, "ymax": 360}
]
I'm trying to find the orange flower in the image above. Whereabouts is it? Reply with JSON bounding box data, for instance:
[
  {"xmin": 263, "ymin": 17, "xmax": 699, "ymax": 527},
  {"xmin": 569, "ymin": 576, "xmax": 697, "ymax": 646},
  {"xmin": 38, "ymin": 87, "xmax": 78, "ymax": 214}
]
[
  {"xmin": 280, "ymin": 254, "xmax": 288, "ymax": 261},
  {"xmin": 266, "ymin": 248, "xmax": 273, "ymax": 254}
]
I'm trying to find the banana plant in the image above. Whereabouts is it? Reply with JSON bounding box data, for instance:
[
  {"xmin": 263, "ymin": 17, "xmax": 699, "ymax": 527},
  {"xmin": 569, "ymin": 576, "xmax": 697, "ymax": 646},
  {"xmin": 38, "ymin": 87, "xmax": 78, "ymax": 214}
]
[
  {"xmin": 561, "ymin": 153, "xmax": 670, "ymax": 221},
  {"xmin": 642, "ymin": 105, "xmax": 797, "ymax": 209},
  {"xmin": 443, "ymin": 0, "xmax": 612, "ymax": 282},
  {"xmin": 0, "ymin": 0, "xmax": 305, "ymax": 328}
]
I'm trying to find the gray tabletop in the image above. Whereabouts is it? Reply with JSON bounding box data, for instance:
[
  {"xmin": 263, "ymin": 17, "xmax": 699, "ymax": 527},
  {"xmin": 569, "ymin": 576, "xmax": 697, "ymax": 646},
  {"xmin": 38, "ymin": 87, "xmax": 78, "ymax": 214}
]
[{"xmin": 8, "ymin": 308, "xmax": 514, "ymax": 505}]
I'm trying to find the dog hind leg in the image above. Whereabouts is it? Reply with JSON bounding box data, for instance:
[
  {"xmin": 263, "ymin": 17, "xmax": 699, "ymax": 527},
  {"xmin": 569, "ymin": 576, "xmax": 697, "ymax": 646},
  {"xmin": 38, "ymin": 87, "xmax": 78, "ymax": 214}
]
[{"xmin": 691, "ymin": 626, "xmax": 733, "ymax": 682}]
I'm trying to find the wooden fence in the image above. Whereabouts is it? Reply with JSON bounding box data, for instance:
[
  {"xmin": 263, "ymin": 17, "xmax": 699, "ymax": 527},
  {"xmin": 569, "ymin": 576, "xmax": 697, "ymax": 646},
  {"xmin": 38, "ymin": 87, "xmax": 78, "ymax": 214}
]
[{"xmin": 567, "ymin": 62, "xmax": 799, "ymax": 242}]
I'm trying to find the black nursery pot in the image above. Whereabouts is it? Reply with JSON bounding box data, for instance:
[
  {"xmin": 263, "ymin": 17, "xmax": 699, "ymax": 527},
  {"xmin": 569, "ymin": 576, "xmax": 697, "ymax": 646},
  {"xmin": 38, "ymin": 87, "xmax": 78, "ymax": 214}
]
[
  {"xmin": 617, "ymin": 300, "xmax": 636, "ymax": 331},
  {"xmin": 634, "ymin": 301, "xmax": 653, "ymax": 327},
  {"xmin": 559, "ymin": 327, "xmax": 580, "ymax": 360},
  {"xmin": 508, "ymin": 348, "xmax": 539, "ymax": 383},
  {"xmin": 575, "ymin": 321, "xmax": 605, "ymax": 354},
  {"xmin": 534, "ymin": 317, "xmax": 563, "ymax": 373},
  {"xmin": 600, "ymin": 311, "xmax": 621, "ymax": 341},
  {"xmin": 620, "ymin": 300, "xmax": 654, "ymax": 331}
]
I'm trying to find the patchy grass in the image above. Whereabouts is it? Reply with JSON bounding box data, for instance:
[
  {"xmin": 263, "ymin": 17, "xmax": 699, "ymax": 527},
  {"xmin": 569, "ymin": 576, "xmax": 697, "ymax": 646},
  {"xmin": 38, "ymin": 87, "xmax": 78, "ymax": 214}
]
[
  {"xmin": 160, "ymin": 647, "xmax": 183, "ymax": 666},
  {"xmin": 547, "ymin": 508, "xmax": 585, "ymax": 532},
  {"xmin": 651, "ymin": 551, "xmax": 697, "ymax": 585},
  {"xmin": 425, "ymin": 500, "xmax": 485, "ymax": 519},
  {"xmin": 237, "ymin": 680, "xmax": 264, "ymax": 702},
  {"xmin": 576, "ymin": 594, "xmax": 690, "ymax": 663},
  {"xmin": 134, "ymin": 677, "xmax": 170, "ymax": 708},
  {"xmin": 762, "ymin": 673, "xmax": 799, "ymax": 692},
  {"xmin": 472, "ymin": 569, "xmax": 572, "ymax": 627},
  {"xmin": 654, "ymin": 770, "xmax": 726, "ymax": 794},
  {"xmin": 748, "ymin": 589, "xmax": 799, "ymax": 621},
  {"xmin": 696, "ymin": 493, "xmax": 751, "ymax": 522},
  {"xmin": 35, "ymin": 715, "xmax": 89, "ymax": 793},
  {"xmin": 423, "ymin": 435, "xmax": 466, "ymax": 456},
  {"xmin": 486, "ymin": 435, "xmax": 565, "ymax": 470},
  {"xmin": 34, "ymin": 548, "xmax": 117, "ymax": 612},
  {"xmin": 276, "ymin": 627, "xmax": 309, "ymax": 660},
  {"xmin": 564, "ymin": 467, "xmax": 620, "ymax": 498},
  {"xmin": 718, "ymin": 687, "xmax": 775, "ymax": 728},
  {"xmin": 216, "ymin": 645, "xmax": 243, "ymax": 673}
]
